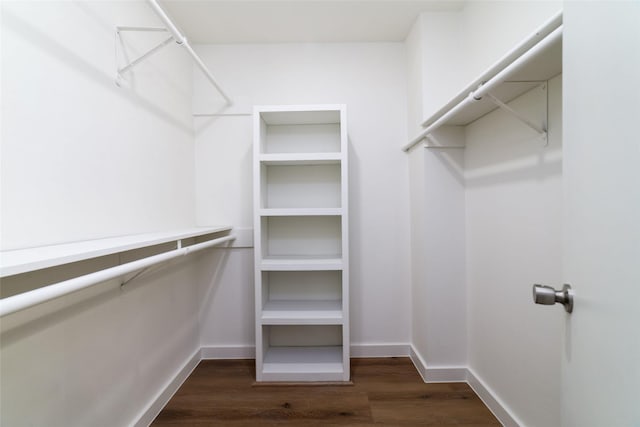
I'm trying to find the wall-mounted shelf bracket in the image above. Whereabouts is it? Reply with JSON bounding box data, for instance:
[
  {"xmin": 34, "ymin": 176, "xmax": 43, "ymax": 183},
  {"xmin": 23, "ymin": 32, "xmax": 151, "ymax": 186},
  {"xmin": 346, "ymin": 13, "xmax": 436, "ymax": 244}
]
[
  {"xmin": 484, "ymin": 85, "xmax": 548, "ymax": 145},
  {"xmin": 114, "ymin": 0, "xmax": 233, "ymax": 104},
  {"xmin": 115, "ymin": 27, "xmax": 173, "ymax": 84},
  {"xmin": 121, "ymin": 266, "xmax": 151, "ymax": 287},
  {"xmin": 120, "ymin": 236, "xmax": 189, "ymax": 286},
  {"xmin": 120, "ymin": 260, "xmax": 169, "ymax": 287}
]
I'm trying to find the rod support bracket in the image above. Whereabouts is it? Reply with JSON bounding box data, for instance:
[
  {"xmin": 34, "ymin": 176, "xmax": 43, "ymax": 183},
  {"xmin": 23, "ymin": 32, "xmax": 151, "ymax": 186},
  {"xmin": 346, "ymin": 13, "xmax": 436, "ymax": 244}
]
[
  {"xmin": 485, "ymin": 86, "xmax": 548, "ymax": 144},
  {"xmin": 115, "ymin": 29, "xmax": 174, "ymax": 80}
]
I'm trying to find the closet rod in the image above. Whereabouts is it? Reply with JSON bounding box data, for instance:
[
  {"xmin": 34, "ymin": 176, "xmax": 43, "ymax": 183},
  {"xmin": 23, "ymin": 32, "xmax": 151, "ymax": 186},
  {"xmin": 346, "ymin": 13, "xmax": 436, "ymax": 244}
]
[
  {"xmin": 0, "ymin": 235, "xmax": 235, "ymax": 318},
  {"xmin": 421, "ymin": 10, "xmax": 562, "ymax": 129},
  {"xmin": 403, "ymin": 25, "xmax": 562, "ymax": 152},
  {"xmin": 473, "ymin": 26, "xmax": 562, "ymax": 101},
  {"xmin": 147, "ymin": 0, "xmax": 232, "ymax": 105}
]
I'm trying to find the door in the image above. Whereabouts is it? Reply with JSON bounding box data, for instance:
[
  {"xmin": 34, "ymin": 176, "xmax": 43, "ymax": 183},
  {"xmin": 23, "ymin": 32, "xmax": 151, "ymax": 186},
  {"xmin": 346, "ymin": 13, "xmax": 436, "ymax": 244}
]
[{"xmin": 562, "ymin": 2, "xmax": 640, "ymax": 426}]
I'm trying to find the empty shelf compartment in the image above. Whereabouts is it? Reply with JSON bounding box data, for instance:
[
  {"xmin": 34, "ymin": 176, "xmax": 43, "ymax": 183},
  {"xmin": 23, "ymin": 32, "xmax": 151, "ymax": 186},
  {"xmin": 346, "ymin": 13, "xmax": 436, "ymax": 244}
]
[
  {"xmin": 262, "ymin": 346, "xmax": 344, "ymax": 376},
  {"xmin": 258, "ymin": 109, "xmax": 342, "ymax": 154},
  {"xmin": 261, "ymin": 216, "xmax": 342, "ymax": 258},
  {"xmin": 261, "ymin": 270, "xmax": 343, "ymax": 324},
  {"xmin": 260, "ymin": 325, "xmax": 346, "ymax": 381},
  {"xmin": 260, "ymin": 163, "xmax": 342, "ymax": 209}
]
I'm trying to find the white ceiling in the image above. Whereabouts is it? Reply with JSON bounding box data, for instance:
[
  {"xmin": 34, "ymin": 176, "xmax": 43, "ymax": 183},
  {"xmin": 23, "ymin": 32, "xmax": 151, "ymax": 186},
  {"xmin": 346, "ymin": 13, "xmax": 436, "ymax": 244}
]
[{"xmin": 160, "ymin": 1, "xmax": 465, "ymax": 44}]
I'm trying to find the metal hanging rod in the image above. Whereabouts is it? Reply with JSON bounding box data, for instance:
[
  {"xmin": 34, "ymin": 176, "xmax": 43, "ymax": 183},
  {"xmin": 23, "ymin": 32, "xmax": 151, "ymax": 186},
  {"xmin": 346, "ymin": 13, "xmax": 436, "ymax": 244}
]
[
  {"xmin": 116, "ymin": 1, "xmax": 232, "ymax": 105},
  {"xmin": 403, "ymin": 15, "xmax": 562, "ymax": 153},
  {"xmin": 146, "ymin": 0, "xmax": 232, "ymax": 105},
  {"xmin": 420, "ymin": 10, "xmax": 562, "ymax": 129},
  {"xmin": 472, "ymin": 27, "xmax": 561, "ymax": 101},
  {"xmin": 0, "ymin": 235, "xmax": 235, "ymax": 317}
]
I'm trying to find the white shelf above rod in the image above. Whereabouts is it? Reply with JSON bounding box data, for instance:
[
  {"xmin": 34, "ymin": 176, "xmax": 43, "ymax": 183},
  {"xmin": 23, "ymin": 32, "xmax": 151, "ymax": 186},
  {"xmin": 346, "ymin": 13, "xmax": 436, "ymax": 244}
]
[
  {"xmin": 0, "ymin": 234, "xmax": 235, "ymax": 318},
  {"xmin": 403, "ymin": 11, "xmax": 563, "ymax": 153},
  {"xmin": 116, "ymin": 0, "xmax": 232, "ymax": 105}
]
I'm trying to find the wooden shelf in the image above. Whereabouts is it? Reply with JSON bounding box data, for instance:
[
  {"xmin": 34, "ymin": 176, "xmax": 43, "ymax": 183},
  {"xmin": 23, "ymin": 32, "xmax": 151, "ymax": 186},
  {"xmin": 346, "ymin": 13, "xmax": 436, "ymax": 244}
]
[
  {"xmin": 0, "ymin": 226, "xmax": 232, "ymax": 278},
  {"xmin": 262, "ymin": 300, "xmax": 343, "ymax": 325}
]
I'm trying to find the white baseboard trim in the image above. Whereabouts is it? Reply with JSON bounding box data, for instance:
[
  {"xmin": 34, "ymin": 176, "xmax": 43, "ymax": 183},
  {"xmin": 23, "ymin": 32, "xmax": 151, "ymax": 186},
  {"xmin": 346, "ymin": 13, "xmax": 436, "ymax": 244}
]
[
  {"xmin": 409, "ymin": 346, "xmax": 517, "ymax": 425},
  {"xmin": 466, "ymin": 368, "xmax": 522, "ymax": 427},
  {"xmin": 134, "ymin": 348, "xmax": 202, "ymax": 427},
  {"xmin": 201, "ymin": 345, "xmax": 255, "ymax": 359},
  {"xmin": 409, "ymin": 345, "xmax": 466, "ymax": 383},
  {"xmin": 350, "ymin": 343, "xmax": 410, "ymax": 357},
  {"xmin": 425, "ymin": 366, "xmax": 468, "ymax": 383},
  {"xmin": 409, "ymin": 344, "xmax": 429, "ymax": 381}
]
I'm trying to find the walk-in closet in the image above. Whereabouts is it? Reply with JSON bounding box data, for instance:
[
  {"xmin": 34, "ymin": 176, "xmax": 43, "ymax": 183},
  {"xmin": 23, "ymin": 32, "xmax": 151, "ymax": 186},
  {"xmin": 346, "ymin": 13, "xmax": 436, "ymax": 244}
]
[{"xmin": 1, "ymin": 1, "xmax": 638, "ymax": 426}]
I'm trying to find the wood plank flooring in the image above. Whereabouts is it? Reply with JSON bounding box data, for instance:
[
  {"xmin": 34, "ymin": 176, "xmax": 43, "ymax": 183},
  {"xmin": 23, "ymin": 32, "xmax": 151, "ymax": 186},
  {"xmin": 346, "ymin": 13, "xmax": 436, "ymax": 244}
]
[{"xmin": 152, "ymin": 358, "xmax": 500, "ymax": 426}]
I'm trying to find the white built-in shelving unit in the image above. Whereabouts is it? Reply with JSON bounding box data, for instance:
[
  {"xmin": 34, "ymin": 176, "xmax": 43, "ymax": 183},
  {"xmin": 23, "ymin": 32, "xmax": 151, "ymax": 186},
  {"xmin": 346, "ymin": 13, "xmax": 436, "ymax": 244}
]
[{"xmin": 253, "ymin": 105, "xmax": 349, "ymax": 382}]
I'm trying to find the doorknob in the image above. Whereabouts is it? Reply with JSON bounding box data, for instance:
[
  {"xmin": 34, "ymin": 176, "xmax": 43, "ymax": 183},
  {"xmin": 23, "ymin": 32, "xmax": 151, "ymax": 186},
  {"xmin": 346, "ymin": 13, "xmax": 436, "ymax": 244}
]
[{"xmin": 532, "ymin": 284, "xmax": 573, "ymax": 313}]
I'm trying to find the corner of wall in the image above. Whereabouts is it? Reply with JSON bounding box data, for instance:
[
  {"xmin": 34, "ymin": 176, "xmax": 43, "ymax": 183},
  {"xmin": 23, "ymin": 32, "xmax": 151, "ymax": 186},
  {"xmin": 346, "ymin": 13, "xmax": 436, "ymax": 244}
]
[
  {"xmin": 409, "ymin": 344, "xmax": 522, "ymax": 426},
  {"xmin": 134, "ymin": 347, "xmax": 202, "ymax": 427},
  {"xmin": 405, "ymin": 12, "xmax": 425, "ymax": 136},
  {"xmin": 409, "ymin": 344, "xmax": 467, "ymax": 384},
  {"xmin": 466, "ymin": 368, "xmax": 523, "ymax": 427}
]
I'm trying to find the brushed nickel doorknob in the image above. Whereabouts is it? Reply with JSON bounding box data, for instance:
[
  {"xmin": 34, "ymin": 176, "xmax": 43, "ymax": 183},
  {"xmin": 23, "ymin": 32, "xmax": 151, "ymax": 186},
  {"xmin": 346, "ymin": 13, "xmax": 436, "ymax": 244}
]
[{"xmin": 532, "ymin": 284, "xmax": 573, "ymax": 313}]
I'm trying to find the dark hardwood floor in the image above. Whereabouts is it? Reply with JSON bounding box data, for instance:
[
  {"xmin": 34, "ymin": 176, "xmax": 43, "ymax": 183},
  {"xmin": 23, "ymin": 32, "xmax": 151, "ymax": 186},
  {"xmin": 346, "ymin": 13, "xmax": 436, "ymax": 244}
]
[{"xmin": 152, "ymin": 358, "xmax": 500, "ymax": 426}]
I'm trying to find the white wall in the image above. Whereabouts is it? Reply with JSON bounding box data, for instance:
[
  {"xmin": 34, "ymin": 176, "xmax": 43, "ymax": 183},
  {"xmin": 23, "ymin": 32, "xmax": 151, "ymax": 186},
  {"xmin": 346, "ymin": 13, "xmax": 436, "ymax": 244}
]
[
  {"xmin": 0, "ymin": 0, "xmax": 195, "ymax": 250},
  {"xmin": 465, "ymin": 77, "xmax": 563, "ymax": 427},
  {"xmin": 405, "ymin": 16, "xmax": 424, "ymax": 135},
  {"xmin": 461, "ymin": 1, "xmax": 562, "ymax": 85},
  {"xmin": 0, "ymin": 2, "xmax": 207, "ymax": 426},
  {"xmin": 406, "ymin": 11, "xmax": 469, "ymax": 374},
  {"xmin": 193, "ymin": 43, "xmax": 412, "ymax": 352},
  {"xmin": 409, "ymin": 128, "xmax": 467, "ymax": 375},
  {"xmin": 419, "ymin": 12, "xmax": 466, "ymax": 123}
]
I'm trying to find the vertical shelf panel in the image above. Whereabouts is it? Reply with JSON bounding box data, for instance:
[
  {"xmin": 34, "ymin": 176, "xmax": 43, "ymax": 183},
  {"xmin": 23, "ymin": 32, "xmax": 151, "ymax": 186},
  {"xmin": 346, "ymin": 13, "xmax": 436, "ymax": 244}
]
[{"xmin": 254, "ymin": 105, "xmax": 349, "ymax": 382}]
